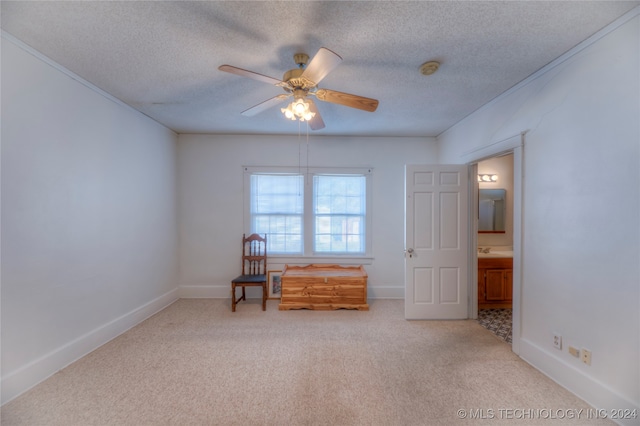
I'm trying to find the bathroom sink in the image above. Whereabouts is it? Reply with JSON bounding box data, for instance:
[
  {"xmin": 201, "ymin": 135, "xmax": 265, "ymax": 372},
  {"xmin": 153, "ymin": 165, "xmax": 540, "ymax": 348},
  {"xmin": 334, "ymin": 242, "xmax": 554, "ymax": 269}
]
[{"xmin": 478, "ymin": 250, "xmax": 513, "ymax": 258}]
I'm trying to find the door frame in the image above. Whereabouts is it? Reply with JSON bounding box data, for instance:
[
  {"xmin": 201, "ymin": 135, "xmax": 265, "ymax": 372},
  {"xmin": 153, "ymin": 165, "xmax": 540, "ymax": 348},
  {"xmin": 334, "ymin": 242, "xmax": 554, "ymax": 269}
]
[{"xmin": 461, "ymin": 132, "xmax": 525, "ymax": 355}]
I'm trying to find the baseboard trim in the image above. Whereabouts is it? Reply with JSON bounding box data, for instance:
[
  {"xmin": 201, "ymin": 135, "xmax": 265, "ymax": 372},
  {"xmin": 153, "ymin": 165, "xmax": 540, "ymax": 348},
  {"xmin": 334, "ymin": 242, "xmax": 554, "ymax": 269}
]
[
  {"xmin": 519, "ymin": 339, "xmax": 639, "ymax": 426},
  {"xmin": 1, "ymin": 289, "xmax": 179, "ymax": 405},
  {"xmin": 178, "ymin": 284, "xmax": 404, "ymax": 300},
  {"xmin": 179, "ymin": 284, "xmax": 231, "ymax": 298},
  {"xmin": 368, "ymin": 286, "xmax": 404, "ymax": 299}
]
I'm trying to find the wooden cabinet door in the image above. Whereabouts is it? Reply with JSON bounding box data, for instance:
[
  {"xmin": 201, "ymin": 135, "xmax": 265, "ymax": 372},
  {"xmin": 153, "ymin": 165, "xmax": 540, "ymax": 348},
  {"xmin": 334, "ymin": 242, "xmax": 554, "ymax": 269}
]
[
  {"xmin": 478, "ymin": 258, "xmax": 513, "ymax": 306},
  {"xmin": 504, "ymin": 269, "xmax": 513, "ymax": 301},
  {"xmin": 485, "ymin": 269, "xmax": 506, "ymax": 301},
  {"xmin": 478, "ymin": 268, "xmax": 486, "ymax": 303}
]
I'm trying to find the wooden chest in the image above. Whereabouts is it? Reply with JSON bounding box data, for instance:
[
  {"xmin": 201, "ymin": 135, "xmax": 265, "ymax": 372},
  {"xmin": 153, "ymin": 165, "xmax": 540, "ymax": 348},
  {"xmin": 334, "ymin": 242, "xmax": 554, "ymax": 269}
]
[{"xmin": 279, "ymin": 264, "xmax": 369, "ymax": 311}]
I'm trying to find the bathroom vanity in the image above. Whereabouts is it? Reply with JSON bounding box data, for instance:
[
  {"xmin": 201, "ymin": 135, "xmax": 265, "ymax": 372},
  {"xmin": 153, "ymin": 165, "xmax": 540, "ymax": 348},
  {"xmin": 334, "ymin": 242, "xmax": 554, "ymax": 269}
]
[{"xmin": 478, "ymin": 256, "xmax": 513, "ymax": 308}]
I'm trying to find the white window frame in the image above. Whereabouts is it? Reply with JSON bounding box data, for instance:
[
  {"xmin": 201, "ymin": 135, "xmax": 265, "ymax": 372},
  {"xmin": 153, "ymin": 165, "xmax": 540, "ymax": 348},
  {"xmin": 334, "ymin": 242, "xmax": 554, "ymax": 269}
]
[{"xmin": 243, "ymin": 166, "xmax": 373, "ymax": 263}]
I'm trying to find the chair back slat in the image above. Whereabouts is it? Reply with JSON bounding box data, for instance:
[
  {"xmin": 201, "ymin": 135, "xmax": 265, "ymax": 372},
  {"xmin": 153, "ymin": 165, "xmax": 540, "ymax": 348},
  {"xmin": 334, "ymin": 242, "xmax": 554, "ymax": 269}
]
[{"xmin": 241, "ymin": 233, "xmax": 267, "ymax": 276}]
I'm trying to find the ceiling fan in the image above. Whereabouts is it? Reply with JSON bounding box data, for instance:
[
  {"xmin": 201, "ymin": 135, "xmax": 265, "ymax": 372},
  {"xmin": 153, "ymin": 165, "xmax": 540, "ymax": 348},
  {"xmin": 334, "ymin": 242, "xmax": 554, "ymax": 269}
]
[{"xmin": 218, "ymin": 47, "xmax": 379, "ymax": 130}]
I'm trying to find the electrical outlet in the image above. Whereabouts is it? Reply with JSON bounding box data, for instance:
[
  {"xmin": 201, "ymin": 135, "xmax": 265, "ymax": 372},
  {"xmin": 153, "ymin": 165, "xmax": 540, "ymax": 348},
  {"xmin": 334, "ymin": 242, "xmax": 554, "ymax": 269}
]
[
  {"xmin": 581, "ymin": 349, "xmax": 592, "ymax": 365},
  {"xmin": 553, "ymin": 334, "xmax": 562, "ymax": 350},
  {"xmin": 568, "ymin": 346, "xmax": 580, "ymax": 357}
]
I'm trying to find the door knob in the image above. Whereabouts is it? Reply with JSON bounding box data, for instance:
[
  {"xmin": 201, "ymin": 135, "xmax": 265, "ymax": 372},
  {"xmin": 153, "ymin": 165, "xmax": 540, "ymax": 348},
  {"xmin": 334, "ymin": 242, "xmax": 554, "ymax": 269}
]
[{"xmin": 406, "ymin": 248, "xmax": 414, "ymax": 258}]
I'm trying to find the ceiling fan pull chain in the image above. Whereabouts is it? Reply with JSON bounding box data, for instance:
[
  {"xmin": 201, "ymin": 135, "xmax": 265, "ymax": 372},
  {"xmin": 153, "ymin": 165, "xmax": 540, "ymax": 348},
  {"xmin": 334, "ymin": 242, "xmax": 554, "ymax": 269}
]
[{"xmin": 306, "ymin": 121, "xmax": 310, "ymax": 178}]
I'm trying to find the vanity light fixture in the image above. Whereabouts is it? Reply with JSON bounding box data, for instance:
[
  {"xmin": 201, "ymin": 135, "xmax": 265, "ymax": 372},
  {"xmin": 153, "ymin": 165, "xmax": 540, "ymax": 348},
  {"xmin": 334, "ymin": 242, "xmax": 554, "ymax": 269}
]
[{"xmin": 478, "ymin": 174, "xmax": 498, "ymax": 182}]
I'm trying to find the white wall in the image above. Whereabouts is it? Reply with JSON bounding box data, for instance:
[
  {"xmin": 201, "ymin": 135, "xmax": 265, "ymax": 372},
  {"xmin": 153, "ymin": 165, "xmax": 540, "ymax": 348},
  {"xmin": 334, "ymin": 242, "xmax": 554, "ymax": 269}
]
[
  {"xmin": 1, "ymin": 35, "xmax": 179, "ymax": 403},
  {"xmin": 438, "ymin": 10, "xmax": 639, "ymax": 423},
  {"xmin": 177, "ymin": 134, "xmax": 435, "ymax": 299}
]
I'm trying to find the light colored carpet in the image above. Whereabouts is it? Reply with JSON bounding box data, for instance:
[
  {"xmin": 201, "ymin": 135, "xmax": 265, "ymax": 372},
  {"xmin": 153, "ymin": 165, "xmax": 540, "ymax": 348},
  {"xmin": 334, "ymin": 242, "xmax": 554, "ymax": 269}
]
[{"xmin": 1, "ymin": 299, "xmax": 612, "ymax": 425}]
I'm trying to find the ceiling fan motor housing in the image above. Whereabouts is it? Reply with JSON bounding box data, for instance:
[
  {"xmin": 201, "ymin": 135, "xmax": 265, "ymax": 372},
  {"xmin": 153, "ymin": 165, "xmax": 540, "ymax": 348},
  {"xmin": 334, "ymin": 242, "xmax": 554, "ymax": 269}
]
[
  {"xmin": 291, "ymin": 88, "xmax": 307, "ymax": 100},
  {"xmin": 282, "ymin": 68, "xmax": 316, "ymax": 92}
]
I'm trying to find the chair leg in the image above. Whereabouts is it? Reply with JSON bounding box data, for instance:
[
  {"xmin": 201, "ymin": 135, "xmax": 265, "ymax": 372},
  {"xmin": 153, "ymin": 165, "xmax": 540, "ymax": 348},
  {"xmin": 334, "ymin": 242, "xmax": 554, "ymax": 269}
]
[
  {"xmin": 262, "ymin": 283, "xmax": 267, "ymax": 311},
  {"xmin": 231, "ymin": 283, "xmax": 236, "ymax": 312},
  {"xmin": 232, "ymin": 283, "xmax": 267, "ymax": 312}
]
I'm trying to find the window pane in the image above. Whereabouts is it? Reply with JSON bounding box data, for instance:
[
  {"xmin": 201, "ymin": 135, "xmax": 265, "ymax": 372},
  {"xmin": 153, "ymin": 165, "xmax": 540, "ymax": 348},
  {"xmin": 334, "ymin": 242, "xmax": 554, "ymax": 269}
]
[
  {"xmin": 251, "ymin": 174, "xmax": 303, "ymax": 214},
  {"xmin": 313, "ymin": 175, "xmax": 365, "ymax": 254},
  {"xmin": 250, "ymin": 174, "xmax": 303, "ymax": 254}
]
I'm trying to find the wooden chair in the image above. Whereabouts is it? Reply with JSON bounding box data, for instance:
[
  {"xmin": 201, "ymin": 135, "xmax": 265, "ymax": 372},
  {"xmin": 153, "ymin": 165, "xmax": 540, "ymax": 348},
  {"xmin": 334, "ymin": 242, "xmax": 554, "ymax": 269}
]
[{"xmin": 231, "ymin": 233, "xmax": 267, "ymax": 312}]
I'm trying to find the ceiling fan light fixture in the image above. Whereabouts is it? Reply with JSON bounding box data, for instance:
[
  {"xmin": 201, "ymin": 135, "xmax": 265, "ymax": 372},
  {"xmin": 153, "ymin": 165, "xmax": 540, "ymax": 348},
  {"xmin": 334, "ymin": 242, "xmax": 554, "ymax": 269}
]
[
  {"xmin": 282, "ymin": 98, "xmax": 315, "ymax": 122},
  {"xmin": 281, "ymin": 105, "xmax": 296, "ymax": 120},
  {"xmin": 301, "ymin": 110, "xmax": 316, "ymax": 121},
  {"xmin": 294, "ymin": 99, "xmax": 307, "ymax": 114}
]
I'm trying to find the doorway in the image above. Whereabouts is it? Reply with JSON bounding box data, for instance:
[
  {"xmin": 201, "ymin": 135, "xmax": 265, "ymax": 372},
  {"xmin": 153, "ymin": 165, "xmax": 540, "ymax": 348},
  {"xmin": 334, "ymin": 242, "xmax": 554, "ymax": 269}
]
[
  {"xmin": 464, "ymin": 132, "xmax": 524, "ymax": 355},
  {"xmin": 402, "ymin": 133, "xmax": 524, "ymax": 353},
  {"xmin": 475, "ymin": 153, "xmax": 514, "ymax": 343}
]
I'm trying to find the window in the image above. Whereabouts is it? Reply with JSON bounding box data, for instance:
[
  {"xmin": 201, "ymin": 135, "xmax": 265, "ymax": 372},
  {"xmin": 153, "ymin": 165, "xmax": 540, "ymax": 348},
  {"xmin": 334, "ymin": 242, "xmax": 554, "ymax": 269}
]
[
  {"xmin": 250, "ymin": 173, "xmax": 303, "ymax": 253},
  {"xmin": 245, "ymin": 167, "xmax": 371, "ymax": 257}
]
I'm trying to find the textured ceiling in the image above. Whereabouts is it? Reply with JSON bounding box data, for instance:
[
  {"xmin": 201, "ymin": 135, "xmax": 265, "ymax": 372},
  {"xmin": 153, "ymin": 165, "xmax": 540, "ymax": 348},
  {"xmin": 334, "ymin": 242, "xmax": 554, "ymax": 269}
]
[{"xmin": 2, "ymin": 1, "xmax": 638, "ymax": 137}]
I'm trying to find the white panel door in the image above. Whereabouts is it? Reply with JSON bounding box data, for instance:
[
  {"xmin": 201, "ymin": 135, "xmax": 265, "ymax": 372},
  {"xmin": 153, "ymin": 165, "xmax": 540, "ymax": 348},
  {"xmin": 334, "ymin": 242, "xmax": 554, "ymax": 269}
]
[{"xmin": 405, "ymin": 165, "xmax": 469, "ymax": 319}]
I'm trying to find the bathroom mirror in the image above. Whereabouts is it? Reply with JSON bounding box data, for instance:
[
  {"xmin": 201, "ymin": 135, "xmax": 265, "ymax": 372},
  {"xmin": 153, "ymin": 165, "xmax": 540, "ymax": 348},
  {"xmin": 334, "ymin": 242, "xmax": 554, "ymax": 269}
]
[{"xmin": 478, "ymin": 189, "xmax": 506, "ymax": 233}]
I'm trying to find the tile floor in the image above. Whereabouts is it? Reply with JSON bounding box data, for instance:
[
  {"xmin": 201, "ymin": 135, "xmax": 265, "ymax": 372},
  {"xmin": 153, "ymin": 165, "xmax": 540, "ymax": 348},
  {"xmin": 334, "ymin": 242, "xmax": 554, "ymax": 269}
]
[{"xmin": 477, "ymin": 308, "xmax": 512, "ymax": 343}]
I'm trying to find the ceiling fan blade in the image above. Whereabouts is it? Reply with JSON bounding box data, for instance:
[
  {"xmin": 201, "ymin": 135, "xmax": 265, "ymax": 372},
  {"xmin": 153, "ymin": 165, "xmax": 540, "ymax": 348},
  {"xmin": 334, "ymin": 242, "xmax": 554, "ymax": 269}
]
[
  {"xmin": 306, "ymin": 99, "xmax": 325, "ymax": 130},
  {"xmin": 315, "ymin": 89, "xmax": 379, "ymax": 112},
  {"xmin": 301, "ymin": 47, "xmax": 342, "ymax": 85},
  {"xmin": 241, "ymin": 94, "xmax": 291, "ymax": 117},
  {"xmin": 219, "ymin": 65, "xmax": 287, "ymax": 87}
]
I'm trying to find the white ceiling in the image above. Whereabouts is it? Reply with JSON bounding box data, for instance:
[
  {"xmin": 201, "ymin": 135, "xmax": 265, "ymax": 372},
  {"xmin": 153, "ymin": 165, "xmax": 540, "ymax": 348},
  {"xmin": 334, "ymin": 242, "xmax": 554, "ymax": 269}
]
[{"xmin": 2, "ymin": 1, "xmax": 638, "ymax": 137}]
